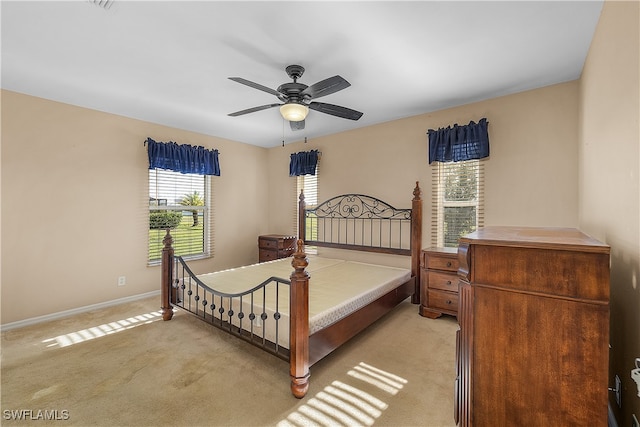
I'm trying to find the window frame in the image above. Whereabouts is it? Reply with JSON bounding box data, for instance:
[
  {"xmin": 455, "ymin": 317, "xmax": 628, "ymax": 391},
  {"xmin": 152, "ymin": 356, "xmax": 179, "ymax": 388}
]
[
  {"xmin": 295, "ymin": 165, "xmax": 319, "ymax": 250},
  {"xmin": 148, "ymin": 168, "xmax": 211, "ymax": 265},
  {"xmin": 431, "ymin": 159, "xmax": 485, "ymax": 248}
]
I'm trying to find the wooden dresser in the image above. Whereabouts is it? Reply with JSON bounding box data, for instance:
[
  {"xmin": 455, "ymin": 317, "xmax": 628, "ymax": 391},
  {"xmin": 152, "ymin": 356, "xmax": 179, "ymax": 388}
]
[
  {"xmin": 455, "ymin": 226, "xmax": 610, "ymax": 427},
  {"xmin": 419, "ymin": 247, "xmax": 459, "ymax": 318},
  {"xmin": 258, "ymin": 234, "xmax": 297, "ymax": 262}
]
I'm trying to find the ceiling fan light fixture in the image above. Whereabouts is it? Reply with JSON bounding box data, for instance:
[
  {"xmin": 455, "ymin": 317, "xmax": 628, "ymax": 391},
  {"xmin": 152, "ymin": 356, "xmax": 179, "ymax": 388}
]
[{"xmin": 280, "ymin": 103, "xmax": 309, "ymax": 122}]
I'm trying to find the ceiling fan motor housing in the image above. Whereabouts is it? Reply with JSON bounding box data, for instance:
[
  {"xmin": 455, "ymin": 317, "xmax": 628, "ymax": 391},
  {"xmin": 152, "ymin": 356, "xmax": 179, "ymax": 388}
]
[
  {"xmin": 277, "ymin": 82, "xmax": 309, "ymax": 103},
  {"xmin": 228, "ymin": 64, "xmax": 363, "ymax": 128}
]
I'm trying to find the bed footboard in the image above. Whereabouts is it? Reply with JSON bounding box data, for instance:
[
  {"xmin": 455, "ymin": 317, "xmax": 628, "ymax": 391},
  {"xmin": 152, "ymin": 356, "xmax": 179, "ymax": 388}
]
[
  {"xmin": 161, "ymin": 231, "xmax": 311, "ymax": 398},
  {"xmin": 161, "ymin": 229, "xmax": 293, "ymax": 361}
]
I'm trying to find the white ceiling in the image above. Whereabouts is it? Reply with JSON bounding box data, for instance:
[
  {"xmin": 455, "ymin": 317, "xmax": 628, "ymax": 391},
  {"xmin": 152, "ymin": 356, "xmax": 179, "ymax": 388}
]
[{"xmin": 1, "ymin": 1, "xmax": 604, "ymax": 148}]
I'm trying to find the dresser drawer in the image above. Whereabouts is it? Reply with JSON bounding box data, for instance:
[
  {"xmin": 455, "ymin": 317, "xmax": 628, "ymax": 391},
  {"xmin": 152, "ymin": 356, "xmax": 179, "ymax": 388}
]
[
  {"xmin": 259, "ymin": 238, "xmax": 279, "ymax": 249},
  {"xmin": 259, "ymin": 235, "xmax": 296, "ymax": 250},
  {"xmin": 259, "ymin": 248, "xmax": 278, "ymax": 261},
  {"xmin": 258, "ymin": 235, "xmax": 297, "ymax": 263},
  {"xmin": 427, "ymin": 254, "xmax": 458, "ymax": 272},
  {"xmin": 428, "ymin": 289, "xmax": 459, "ymax": 313},
  {"xmin": 428, "ymin": 270, "xmax": 459, "ymax": 292}
]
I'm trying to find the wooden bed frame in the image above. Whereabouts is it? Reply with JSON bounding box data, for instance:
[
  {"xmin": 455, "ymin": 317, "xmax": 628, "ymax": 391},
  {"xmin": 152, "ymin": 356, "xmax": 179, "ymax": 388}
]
[{"xmin": 160, "ymin": 181, "xmax": 422, "ymax": 398}]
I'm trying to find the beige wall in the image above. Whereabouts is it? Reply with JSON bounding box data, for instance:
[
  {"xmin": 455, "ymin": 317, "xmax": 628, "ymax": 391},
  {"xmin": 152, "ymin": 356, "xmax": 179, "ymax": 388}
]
[
  {"xmin": 579, "ymin": 0, "xmax": 640, "ymax": 423},
  {"xmin": 2, "ymin": 80, "xmax": 581, "ymax": 325},
  {"xmin": 1, "ymin": 90, "xmax": 270, "ymax": 324},
  {"xmin": 267, "ymin": 81, "xmax": 580, "ymax": 250}
]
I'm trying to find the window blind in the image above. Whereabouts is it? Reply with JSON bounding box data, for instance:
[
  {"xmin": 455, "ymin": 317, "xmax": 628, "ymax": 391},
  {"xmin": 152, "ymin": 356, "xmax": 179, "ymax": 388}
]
[
  {"xmin": 293, "ymin": 164, "xmax": 319, "ymax": 240},
  {"xmin": 148, "ymin": 169, "xmax": 211, "ymax": 263},
  {"xmin": 431, "ymin": 159, "xmax": 484, "ymax": 247}
]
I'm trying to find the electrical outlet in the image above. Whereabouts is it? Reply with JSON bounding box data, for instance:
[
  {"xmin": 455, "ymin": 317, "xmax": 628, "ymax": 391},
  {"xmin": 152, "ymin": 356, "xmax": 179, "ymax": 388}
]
[
  {"xmin": 615, "ymin": 374, "xmax": 622, "ymax": 407},
  {"xmin": 117, "ymin": 276, "xmax": 126, "ymax": 286}
]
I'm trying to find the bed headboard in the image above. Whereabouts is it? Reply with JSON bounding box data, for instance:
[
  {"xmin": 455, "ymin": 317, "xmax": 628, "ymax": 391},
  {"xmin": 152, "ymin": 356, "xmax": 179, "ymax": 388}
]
[{"xmin": 298, "ymin": 182, "xmax": 422, "ymax": 279}]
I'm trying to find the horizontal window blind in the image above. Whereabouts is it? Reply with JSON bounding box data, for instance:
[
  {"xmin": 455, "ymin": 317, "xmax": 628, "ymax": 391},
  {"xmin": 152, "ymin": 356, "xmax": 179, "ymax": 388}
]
[
  {"xmin": 431, "ymin": 159, "xmax": 484, "ymax": 247},
  {"xmin": 299, "ymin": 169, "xmax": 319, "ymax": 206},
  {"xmin": 294, "ymin": 165, "xmax": 319, "ymax": 245},
  {"xmin": 148, "ymin": 169, "xmax": 210, "ymax": 263}
]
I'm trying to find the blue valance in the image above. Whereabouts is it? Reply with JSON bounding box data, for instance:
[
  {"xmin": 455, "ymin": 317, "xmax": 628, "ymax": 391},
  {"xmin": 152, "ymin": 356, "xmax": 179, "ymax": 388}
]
[
  {"xmin": 146, "ymin": 138, "xmax": 220, "ymax": 176},
  {"xmin": 289, "ymin": 150, "xmax": 319, "ymax": 176},
  {"xmin": 428, "ymin": 118, "xmax": 490, "ymax": 164}
]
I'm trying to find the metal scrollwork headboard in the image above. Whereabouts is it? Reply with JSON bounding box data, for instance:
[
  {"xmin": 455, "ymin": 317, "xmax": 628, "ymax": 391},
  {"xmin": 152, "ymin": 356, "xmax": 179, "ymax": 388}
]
[{"xmin": 299, "ymin": 190, "xmax": 414, "ymax": 255}]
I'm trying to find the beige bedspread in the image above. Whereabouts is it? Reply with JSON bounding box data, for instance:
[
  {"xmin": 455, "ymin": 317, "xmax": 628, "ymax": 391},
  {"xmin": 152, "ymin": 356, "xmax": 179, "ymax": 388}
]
[{"xmin": 182, "ymin": 255, "xmax": 411, "ymax": 348}]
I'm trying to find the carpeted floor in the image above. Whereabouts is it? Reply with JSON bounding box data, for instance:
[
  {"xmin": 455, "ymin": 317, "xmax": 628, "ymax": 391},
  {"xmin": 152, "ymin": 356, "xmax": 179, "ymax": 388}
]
[{"xmin": 1, "ymin": 296, "xmax": 458, "ymax": 427}]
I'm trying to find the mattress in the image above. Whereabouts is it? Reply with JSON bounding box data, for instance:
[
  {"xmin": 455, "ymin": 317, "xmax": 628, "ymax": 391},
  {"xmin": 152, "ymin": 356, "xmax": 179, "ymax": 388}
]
[{"xmin": 178, "ymin": 255, "xmax": 411, "ymax": 348}]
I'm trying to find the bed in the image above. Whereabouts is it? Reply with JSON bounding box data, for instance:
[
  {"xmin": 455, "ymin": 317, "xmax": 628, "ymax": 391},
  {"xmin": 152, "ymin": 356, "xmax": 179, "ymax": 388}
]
[{"xmin": 160, "ymin": 181, "xmax": 423, "ymax": 398}]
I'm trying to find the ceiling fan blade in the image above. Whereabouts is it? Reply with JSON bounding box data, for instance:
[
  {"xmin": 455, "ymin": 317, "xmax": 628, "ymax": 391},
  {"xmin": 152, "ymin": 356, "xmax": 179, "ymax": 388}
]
[
  {"xmin": 228, "ymin": 103, "xmax": 281, "ymax": 117},
  {"xmin": 309, "ymin": 102, "xmax": 363, "ymax": 120},
  {"xmin": 301, "ymin": 75, "xmax": 350, "ymax": 99},
  {"xmin": 228, "ymin": 77, "xmax": 281, "ymax": 97},
  {"xmin": 290, "ymin": 120, "xmax": 305, "ymax": 131}
]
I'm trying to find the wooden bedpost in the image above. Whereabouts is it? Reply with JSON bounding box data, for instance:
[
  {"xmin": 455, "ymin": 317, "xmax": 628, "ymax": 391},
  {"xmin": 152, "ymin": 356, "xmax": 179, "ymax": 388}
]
[
  {"xmin": 161, "ymin": 229, "xmax": 174, "ymax": 321},
  {"xmin": 289, "ymin": 239, "xmax": 310, "ymax": 398},
  {"xmin": 411, "ymin": 181, "xmax": 422, "ymax": 304},
  {"xmin": 298, "ymin": 189, "xmax": 306, "ymax": 243}
]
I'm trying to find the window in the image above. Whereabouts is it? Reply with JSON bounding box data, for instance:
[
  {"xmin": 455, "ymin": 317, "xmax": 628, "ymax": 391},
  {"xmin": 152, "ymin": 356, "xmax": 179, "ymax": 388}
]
[
  {"xmin": 148, "ymin": 169, "xmax": 210, "ymax": 263},
  {"xmin": 431, "ymin": 159, "xmax": 484, "ymax": 247},
  {"xmin": 295, "ymin": 164, "xmax": 318, "ymax": 242},
  {"xmin": 297, "ymin": 170, "xmax": 318, "ymax": 206}
]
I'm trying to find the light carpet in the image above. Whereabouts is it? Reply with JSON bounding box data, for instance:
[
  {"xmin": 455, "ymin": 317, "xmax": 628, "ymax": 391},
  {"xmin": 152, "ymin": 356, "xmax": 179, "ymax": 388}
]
[{"xmin": 1, "ymin": 296, "xmax": 458, "ymax": 427}]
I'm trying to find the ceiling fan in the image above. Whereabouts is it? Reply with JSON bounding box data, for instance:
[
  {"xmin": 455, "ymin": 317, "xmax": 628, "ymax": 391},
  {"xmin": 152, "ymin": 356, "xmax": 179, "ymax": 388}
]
[{"xmin": 228, "ymin": 65, "xmax": 363, "ymax": 131}]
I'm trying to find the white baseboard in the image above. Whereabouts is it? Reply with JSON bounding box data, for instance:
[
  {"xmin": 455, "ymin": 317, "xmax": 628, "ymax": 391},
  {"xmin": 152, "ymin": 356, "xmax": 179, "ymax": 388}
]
[{"xmin": 0, "ymin": 290, "xmax": 160, "ymax": 332}]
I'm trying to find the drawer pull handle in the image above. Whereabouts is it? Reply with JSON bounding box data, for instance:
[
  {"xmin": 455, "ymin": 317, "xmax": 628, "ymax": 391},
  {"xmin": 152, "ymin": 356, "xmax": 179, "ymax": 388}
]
[
  {"xmin": 446, "ymin": 261, "xmax": 452, "ymax": 267},
  {"xmin": 446, "ymin": 300, "xmax": 452, "ymax": 305},
  {"xmin": 446, "ymin": 280, "xmax": 452, "ymax": 286}
]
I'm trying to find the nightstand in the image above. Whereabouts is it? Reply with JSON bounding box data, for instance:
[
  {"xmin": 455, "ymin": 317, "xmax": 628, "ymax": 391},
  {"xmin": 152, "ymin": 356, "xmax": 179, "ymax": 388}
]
[
  {"xmin": 419, "ymin": 247, "xmax": 459, "ymax": 318},
  {"xmin": 258, "ymin": 234, "xmax": 297, "ymax": 262}
]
